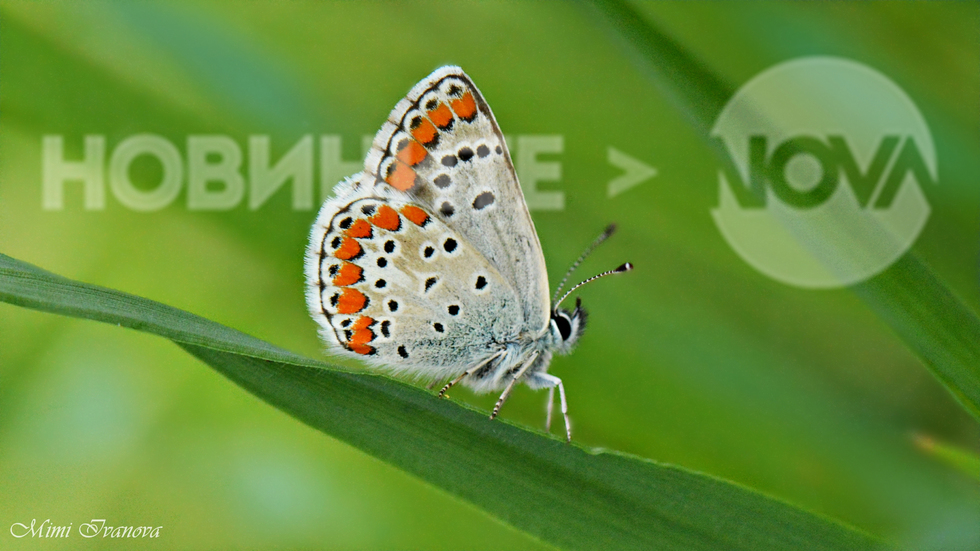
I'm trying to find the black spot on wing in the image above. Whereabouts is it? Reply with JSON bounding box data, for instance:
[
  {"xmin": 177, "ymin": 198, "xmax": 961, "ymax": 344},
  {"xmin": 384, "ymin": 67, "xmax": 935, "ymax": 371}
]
[{"xmin": 472, "ymin": 192, "xmax": 495, "ymax": 210}]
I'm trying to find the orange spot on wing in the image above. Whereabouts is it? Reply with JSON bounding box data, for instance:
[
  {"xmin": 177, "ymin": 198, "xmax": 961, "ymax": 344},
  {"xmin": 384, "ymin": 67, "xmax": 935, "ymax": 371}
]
[
  {"xmin": 349, "ymin": 316, "xmax": 375, "ymax": 346},
  {"xmin": 334, "ymin": 237, "xmax": 361, "ymax": 260},
  {"xmin": 348, "ymin": 342, "xmax": 375, "ymax": 355},
  {"xmin": 332, "ymin": 262, "xmax": 362, "ymax": 286},
  {"xmin": 450, "ymin": 91, "xmax": 477, "ymax": 120},
  {"xmin": 369, "ymin": 205, "xmax": 401, "ymax": 231},
  {"xmin": 345, "ymin": 219, "xmax": 372, "ymax": 238},
  {"xmin": 386, "ymin": 161, "xmax": 416, "ymax": 191},
  {"xmin": 352, "ymin": 316, "xmax": 374, "ymax": 331},
  {"xmin": 347, "ymin": 316, "xmax": 376, "ymax": 355},
  {"xmin": 396, "ymin": 140, "xmax": 428, "ymax": 166},
  {"xmin": 336, "ymin": 288, "xmax": 367, "ymax": 314},
  {"xmin": 349, "ymin": 330, "xmax": 372, "ymax": 345},
  {"xmin": 400, "ymin": 205, "xmax": 430, "ymax": 227},
  {"xmin": 427, "ymin": 103, "xmax": 453, "ymax": 128},
  {"xmin": 410, "ymin": 118, "xmax": 438, "ymax": 145}
]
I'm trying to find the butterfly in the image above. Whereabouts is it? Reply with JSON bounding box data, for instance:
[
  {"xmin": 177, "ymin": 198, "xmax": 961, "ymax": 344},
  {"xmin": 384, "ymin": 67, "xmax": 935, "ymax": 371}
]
[{"xmin": 305, "ymin": 66, "xmax": 631, "ymax": 441}]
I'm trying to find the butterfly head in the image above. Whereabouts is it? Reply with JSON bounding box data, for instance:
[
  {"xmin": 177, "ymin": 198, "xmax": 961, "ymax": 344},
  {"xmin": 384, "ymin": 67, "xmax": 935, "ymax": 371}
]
[{"xmin": 550, "ymin": 297, "xmax": 588, "ymax": 354}]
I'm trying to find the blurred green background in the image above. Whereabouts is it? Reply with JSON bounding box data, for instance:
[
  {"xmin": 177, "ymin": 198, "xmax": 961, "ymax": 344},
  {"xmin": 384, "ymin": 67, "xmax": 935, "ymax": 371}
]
[{"xmin": 2, "ymin": 1, "xmax": 978, "ymax": 549}]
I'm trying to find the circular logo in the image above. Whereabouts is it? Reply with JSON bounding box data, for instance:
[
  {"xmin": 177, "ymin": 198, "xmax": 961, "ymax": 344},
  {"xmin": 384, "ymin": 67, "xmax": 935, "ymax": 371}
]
[{"xmin": 711, "ymin": 56, "xmax": 937, "ymax": 288}]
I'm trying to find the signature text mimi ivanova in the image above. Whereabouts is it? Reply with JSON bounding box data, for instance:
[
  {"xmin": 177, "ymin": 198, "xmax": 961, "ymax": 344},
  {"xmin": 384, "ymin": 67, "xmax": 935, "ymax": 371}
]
[{"xmin": 10, "ymin": 519, "xmax": 162, "ymax": 539}]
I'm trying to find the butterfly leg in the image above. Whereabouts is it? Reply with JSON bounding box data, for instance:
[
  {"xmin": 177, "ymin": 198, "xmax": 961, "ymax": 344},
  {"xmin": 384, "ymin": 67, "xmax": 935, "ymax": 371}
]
[
  {"xmin": 490, "ymin": 353, "xmax": 539, "ymax": 420},
  {"xmin": 533, "ymin": 373, "xmax": 571, "ymax": 442},
  {"xmin": 438, "ymin": 351, "xmax": 505, "ymax": 398},
  {"xmin": 545, "ymin": 386, "xmax": 555, "ymax": 432},
  {"xmin": 438, "ymin": 371, "xmax": 471, "ymax": 398}
]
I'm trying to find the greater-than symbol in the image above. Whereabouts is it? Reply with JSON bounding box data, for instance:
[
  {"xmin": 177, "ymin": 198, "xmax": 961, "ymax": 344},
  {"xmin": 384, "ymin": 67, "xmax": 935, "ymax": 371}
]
[{"xmin": 607, "ymin": 147, "xmax": 657, "ymax": 198}]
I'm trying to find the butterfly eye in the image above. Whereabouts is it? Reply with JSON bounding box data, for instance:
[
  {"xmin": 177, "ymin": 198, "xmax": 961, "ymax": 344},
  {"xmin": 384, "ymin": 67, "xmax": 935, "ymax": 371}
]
[{"xmin": 555, "ymin": 312, "xmax": 573, "ymax": 341}]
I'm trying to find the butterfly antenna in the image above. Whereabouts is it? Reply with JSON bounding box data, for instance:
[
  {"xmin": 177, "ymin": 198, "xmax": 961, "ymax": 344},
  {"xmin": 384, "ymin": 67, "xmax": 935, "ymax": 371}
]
[
  {"xmin": 552, "ymin": 224, "xmax": 618, "ymax": 306},
  {"xmin": 554, "ymin": 262, "xmax": 633, "ymax": 311}
]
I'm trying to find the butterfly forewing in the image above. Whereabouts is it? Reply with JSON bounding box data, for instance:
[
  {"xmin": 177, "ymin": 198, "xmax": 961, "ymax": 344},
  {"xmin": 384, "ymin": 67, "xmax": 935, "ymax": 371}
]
[{"xmin": 362, "ymin": 67, "xmax": 551, "ymax": 334}]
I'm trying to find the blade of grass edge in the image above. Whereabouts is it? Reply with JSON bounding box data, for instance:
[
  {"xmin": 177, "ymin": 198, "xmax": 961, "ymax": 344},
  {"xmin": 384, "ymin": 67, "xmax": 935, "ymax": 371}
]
[
  {"xmin": 0, "ymin": 253, "xmax": 890, "ymax": 550},
  {"xmin": 584, "ymin": 0, "xmax": 980, "ymax": 422}
]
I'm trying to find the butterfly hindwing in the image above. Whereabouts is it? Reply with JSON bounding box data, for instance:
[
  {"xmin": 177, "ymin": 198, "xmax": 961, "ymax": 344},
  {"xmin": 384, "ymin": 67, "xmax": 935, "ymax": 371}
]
[
  {"xmin": 308, "ymin": 196, "xmax": 522, "ymax": 381},
  {"xmin": 362, "ymin": 67, "xmax": 551, "ymax": 333}
]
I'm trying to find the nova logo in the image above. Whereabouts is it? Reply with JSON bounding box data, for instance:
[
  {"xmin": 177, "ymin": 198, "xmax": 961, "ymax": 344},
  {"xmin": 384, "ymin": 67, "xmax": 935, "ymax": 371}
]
[{"xmin": 711, "ymin": 57, "xmax": 937, "ymax": 288}]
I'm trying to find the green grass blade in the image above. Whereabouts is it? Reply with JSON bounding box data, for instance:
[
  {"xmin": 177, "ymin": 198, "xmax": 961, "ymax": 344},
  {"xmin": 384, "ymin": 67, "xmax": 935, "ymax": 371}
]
[
  {"xmin": 586, "ymin": 0, "xmax": 980, "ymax": 422},
  {"xmin": 0, "ymin": 253, "xmax": 890, "ymax": 550},
  {"xmin": 583, "ymin": 0, "xmax": 734, "ymax": 133},
  {"xmin": 0, "ymin": 253, "xmax": 322, "ymax": 368},
  {"xmin": 180, "ymin": 342, "xmax": 888, "ymax": 551},
  {"xmin": 913, "ymin": 434, "xmax": 980, "ymax": 482},
  {"xmin": 853, "ymin": 257, "xmax": 980, "ymax": 421}
]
